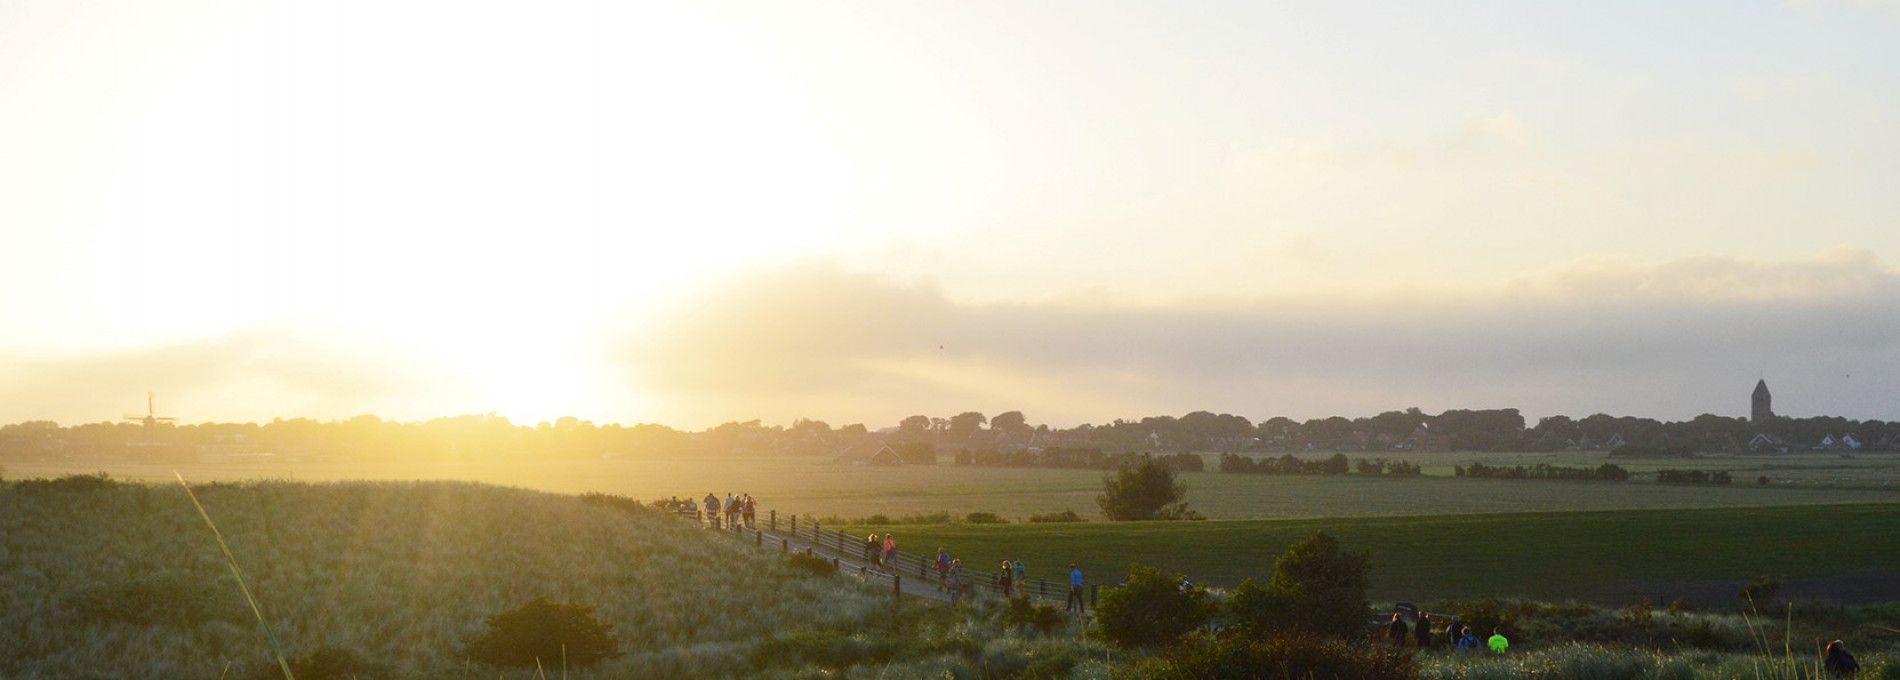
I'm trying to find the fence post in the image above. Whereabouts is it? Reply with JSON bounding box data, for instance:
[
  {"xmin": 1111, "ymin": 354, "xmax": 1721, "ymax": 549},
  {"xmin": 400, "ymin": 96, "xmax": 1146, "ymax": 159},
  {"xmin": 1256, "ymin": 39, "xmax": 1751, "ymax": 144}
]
[
  {"xmin": 791, "ymin": 515, "xmax": 797, "ymax": 536},
  {"xmin": 918, "ymin": 555, "xmax": 926, "ymax": 578},
  {"xmin": 836, "ymin": 531, "xmax": 844, "ymax": 554},
  {"xmin": 770, "ymin": 510, "xmax": 776, "ymax": 532},
  {"xmin": 781, "ymin": 538, "xmax": 788, "ymax": 553},
  {"xmin": 894, "ymin": 573, "xmax": 902, "ymax": 603},
  {"xmin": 756, "ymin": 530, "xmax": 762, "ymax": 547}
]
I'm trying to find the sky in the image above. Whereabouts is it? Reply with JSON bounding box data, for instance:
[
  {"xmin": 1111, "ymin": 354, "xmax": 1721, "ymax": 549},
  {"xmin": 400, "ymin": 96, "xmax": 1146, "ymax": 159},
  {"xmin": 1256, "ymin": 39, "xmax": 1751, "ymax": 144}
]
[{"xmin": 1, "ymin": 0, "xmax": 1897, "ymax": 428}]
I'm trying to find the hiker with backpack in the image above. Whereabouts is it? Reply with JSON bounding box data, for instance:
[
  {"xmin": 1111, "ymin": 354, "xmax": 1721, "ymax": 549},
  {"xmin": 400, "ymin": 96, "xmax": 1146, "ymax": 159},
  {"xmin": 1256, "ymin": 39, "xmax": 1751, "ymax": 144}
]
[
  {"xmin": 703, "ymin": 493, "xmax": 720, "ymax": 529},
  {"xmin": 935, "ymin": 548, "xmax": 952, "ymax": 590},
  {"xmin": 742, "ymin": 495, "xmax": 756, "ymax": 528}
]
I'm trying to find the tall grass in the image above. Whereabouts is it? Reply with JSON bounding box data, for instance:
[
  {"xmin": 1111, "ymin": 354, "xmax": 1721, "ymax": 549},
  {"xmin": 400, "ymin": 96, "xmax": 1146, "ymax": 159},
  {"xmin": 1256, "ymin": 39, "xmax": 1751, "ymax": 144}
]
[{"xmin": 177, "ymin": 472, "xmax": 294, "ymax": 680}]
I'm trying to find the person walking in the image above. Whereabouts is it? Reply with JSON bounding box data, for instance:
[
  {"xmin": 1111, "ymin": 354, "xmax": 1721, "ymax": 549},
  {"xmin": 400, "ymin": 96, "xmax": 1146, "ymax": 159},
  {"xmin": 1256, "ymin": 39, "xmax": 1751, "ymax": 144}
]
[
  {"xmin": 685, "ymin": 496, "xmax": 699, "ymax": 520},
  {"xmin": 742, "ymin": 494, "xmax": 756, "ymax": 529},
  {"xmin": 935, "ymin": 548, "xmax": 952, "ymax": 590},
  {"xmin": 1012, "ymin": 560, "xmax": 1026, "ymax": 590},
  {"xmin": 1416, "ymin": 612, "xmax": 1434, "ymax": 648},
  {"xmin": 947, "ymin": 559, "xmax": 965, "ymax": 606},
  {"xmin": 1066, "ymin": 563, "xmax": 1085, "ymax": 614},
  {"xmin": 703, "ymin": 493, "xmax": 720, "ymax": 529},
  {"xmin": 882, "ymin": 533, "xmax": 897, "ymax": 567},
  {"xmin": 1487, "ymin": 628, "xmax": 1510, "ymax": 655},
  {"xmin": 999, "ymin": 561, "xmax": 1014, "ymax": 597},
  {"xmin": 864, "ymin": 534, "xmax": 880, "ymax": 566},
  {"xmin": 1825, "ymin": 640, "xmax": 1860, "ymax": 677},
  {"xmin": 1387, "ymin": 612, "xmax": 1408, "ymax": 646}
]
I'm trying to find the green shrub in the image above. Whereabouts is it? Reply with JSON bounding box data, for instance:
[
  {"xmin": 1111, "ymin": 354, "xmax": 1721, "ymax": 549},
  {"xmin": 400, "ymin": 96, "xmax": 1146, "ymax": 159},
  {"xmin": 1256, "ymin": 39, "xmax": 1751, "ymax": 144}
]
[
  {"xmin": 1097, "ymin": 458, "xmax": 1191, "ymax": 521},
  {"xmin": 965, "ymin": 511, "xmax": 1009, "ymax": 524},
  {"xmin": 1027, "ymin": 509, "xmax": 1085, "ymax": 523},
  {"xmin": 787, "ymin": 551, "xmax": 839, "ymax": 578},
  {"xmin": 1095, "ymin": 565, "xmax": 1211, "ymax": 648},
  {"xmin": 1124, "ymin": 632, "xmax": 1414, "ymax": 680},
  {"xmin": 464, "ymin": 598, "xmax": 621, "ymax": 670},
  {"xmin": 1227, "ymin": 532, "xmax": 1370, "ymax": 638}
]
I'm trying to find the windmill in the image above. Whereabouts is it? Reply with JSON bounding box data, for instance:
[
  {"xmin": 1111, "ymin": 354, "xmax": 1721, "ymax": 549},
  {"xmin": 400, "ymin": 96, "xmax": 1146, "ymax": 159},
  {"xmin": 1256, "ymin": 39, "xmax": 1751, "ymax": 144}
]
[{"xmin": 125, "ymin": 392, "xmax": 177, "ymax": 429}]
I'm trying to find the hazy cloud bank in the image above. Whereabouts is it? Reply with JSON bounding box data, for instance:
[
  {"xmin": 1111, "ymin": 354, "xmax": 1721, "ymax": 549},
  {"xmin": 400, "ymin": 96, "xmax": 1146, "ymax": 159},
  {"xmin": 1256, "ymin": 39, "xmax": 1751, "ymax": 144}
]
[{"xmin": 625, "ymin": 251, "xmax": 1900, "ymax": 427}]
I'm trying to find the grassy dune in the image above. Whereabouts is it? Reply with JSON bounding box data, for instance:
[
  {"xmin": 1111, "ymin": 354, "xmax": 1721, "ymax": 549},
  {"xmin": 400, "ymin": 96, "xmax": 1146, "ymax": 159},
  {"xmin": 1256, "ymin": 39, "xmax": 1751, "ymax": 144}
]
[
  {"xmin": 846, "ymin": 504, "xmax": 1900, "ymax": 603},
  {"xmin": 0, "ymin": 479, "xmax": 891, "ymax": 678}
]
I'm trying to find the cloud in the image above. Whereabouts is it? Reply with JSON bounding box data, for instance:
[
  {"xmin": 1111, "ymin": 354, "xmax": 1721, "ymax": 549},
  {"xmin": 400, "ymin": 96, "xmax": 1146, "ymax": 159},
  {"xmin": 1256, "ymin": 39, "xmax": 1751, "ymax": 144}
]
[{"xmin": 623, "ymin": 252, "xmax": 1900, "ymax": 426}]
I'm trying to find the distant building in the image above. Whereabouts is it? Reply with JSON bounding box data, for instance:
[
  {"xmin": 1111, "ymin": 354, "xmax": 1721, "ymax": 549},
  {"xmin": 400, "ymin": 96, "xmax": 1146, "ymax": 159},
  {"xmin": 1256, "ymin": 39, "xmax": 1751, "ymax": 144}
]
[
  {"xmin": 1751, "ymin": 380, "xmax": 1774, "ymax": 423},
  {"xmin": 834, "ymin": 441, "xmax": 902, "ymax": 466}
]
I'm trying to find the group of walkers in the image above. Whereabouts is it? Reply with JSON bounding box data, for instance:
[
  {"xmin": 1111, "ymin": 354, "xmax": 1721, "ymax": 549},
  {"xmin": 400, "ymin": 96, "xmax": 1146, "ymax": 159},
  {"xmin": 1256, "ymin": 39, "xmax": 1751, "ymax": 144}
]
[
  {"xmin": 1387, "ymin": 611, "xmax": 1507, "ymax": 655},
  {"xmin": 863, "ymin": 533, "xmax": 898, "ymax": 566},
  {"xmin": 677, "ymin": 492, "xmax": 756, "ymax": 530},
  {"xmin": 926, "ymin": 549, "xmax": 1086, "ymax": 614}
]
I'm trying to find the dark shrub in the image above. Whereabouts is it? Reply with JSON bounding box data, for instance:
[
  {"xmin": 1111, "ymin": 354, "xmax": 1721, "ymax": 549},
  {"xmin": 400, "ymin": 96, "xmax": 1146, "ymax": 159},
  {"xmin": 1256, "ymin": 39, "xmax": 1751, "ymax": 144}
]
[
  {"xmin": 1226, "ymin": 532, "xmax": 1370, "ymax": 638},
  {"xmin": 1095, "ymin": 565, "xmax": 1211, "ymax": 647},
  {"xmin": 964, "ymin": 511, "xmax": 1008, "ymax": 524},
  {"xmin": 61, "ymin": 573, "xmax": 242, "ymax": 626},
  {"xmin": 1124, "ymin": 632, "xmax": 1415, "ymax": 680},
  {"xmin": 464, "ymin": 598, "xmax": 620, "ymax": 670},
  {"xmin": 1097, "ymin": 458, "xmax": 1190, "ymax": 521},
  {"xmin": 788, "ymin": 551, "xmax": 839, "ymax": 578},
  {"xmin": 1005, "ymin": 596, "xmax": 1067, "ymax": 634},
  {"xmin": 1446, "ymin": 598, "xmax": 1518, "ymax": 637},
  {"xmin": 248, "ymin": 647, "xmax": 381, "ymax": 680},
  {"xmin": 14, "ymin": 472, "xmax": 118, "ymax": 492},
  {"xmin": 1027, "ymin": 510, "xmax": 1085, "ymax": 523}
]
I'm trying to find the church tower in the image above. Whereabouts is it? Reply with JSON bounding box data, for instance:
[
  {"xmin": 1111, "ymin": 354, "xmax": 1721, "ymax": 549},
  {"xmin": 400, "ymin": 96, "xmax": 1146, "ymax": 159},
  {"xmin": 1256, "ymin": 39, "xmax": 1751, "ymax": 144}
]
[{"xmin": 1751, "ymin": 379, "xmax": 1773, "ymax": 423}]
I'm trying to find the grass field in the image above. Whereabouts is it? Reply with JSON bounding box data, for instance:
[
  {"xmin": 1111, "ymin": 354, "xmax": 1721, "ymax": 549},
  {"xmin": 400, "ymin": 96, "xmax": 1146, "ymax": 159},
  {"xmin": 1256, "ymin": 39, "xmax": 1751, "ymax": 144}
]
[
  {"xmin": 843, "ymin": 503, "xmax": 1900, "ymax": 605},
  {"xmin": 6, "ymin": 451, "xmax": 1897, "ymax": 522},
  {"xmin": 0, "ymin": 479, "xmax": 892, "ymax": 677}
]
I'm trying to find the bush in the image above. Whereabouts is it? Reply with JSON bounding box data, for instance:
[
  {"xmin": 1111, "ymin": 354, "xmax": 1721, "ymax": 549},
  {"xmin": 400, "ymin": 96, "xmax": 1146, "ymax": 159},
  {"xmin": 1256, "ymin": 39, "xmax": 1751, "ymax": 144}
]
[
  {"xmin": 463, "ymin": 598, "xmax": 621, "ymax": 670},
  {"xmin": 1095, "ymin": 565, "xmax": 1211, "ymax": 647},
  {"xmin": 964, "ymin": 511, "xmax": 1009, "ymax": 524},
  {"xmin": 1097, "ymin": 458, "xmax": 1191, "ymax": 521},
  {"xmin": 1027, "ymin": 509, "xmax": 1086, "ymax": 523},
  {"xmin": 248, "ymin": 647, "xmax": 381, "ymax": 680},
  {"xmin": 1005, "ymin": 596, "xmax": 1067, "ymax": 635},
  {"xmin": 787, "ymin": 551, "xmax": 839, "ymax": 578},
  {"xmin": 1740, "ymin": 575, "xmax": 1781, "ymax": 608},
  {"xmin": 1125, "ymin": 632, "xmax": 1415, "ymax": 680},
  {"xmin": 1227, "ymin": 532, "xmax": 1370, "ymax": 638},
  {"xmin": 14, "ymin": 472, "xmax": 118, "ymax": 492}
]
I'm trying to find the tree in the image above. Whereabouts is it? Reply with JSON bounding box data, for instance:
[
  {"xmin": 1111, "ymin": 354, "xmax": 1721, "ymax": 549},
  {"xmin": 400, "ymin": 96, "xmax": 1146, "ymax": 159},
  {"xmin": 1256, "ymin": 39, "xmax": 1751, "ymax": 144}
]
[
  {"xmin": 1097, "ymin": 457, "xmax": 1190, "ymax": 521},
  {"xmin": 1095, "ymin": 565, "xmax": 1211, "ymax": 647},
  {"xmin": 1227, "ymin": 532, "xmax": 1370, "ymax": 638},
  {"xmin": 990, "ymin": 411, "xmax": 1028, "ymax": 433},
  {"xmin": 898, "ymin": 416, "xmax": 931, "ymax": 434},
  {"xmin": 949, "ymin": 411, "xmax": 988, "ymax": 437}
]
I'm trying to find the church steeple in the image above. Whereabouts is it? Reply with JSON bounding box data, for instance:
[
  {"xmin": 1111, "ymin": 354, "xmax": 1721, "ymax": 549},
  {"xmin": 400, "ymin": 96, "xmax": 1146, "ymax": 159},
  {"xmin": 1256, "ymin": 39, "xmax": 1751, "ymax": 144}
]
[{"xmin": 1751, "ymin": 379, "xmax": 1773, "ymax": 423}]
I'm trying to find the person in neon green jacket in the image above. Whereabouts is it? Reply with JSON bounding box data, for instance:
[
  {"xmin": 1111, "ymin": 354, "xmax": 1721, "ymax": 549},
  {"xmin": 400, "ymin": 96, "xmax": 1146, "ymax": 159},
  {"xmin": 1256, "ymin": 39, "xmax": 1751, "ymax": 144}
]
[{"xmin": 1487, "ymin": 628, "xmax": 1510, "ymax": 654}]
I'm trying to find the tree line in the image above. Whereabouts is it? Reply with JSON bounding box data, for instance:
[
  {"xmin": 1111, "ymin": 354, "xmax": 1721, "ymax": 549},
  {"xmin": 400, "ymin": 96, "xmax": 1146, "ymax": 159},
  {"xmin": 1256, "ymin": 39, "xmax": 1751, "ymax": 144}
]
[{"xmin": 3, "ymin": 403, "xmax": 1895, "ymax": 461}]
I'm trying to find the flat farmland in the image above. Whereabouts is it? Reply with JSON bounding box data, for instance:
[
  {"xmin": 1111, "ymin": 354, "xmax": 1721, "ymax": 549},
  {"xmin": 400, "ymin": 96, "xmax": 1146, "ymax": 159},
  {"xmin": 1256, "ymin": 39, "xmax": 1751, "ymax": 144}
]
[
  {"xmin": 844, "ymin": 504, "xmax": 1900, "ymax": 605},
  {"xmin": 6, "ymin": 451, "xmax": 1897, "ymax": 521}
]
